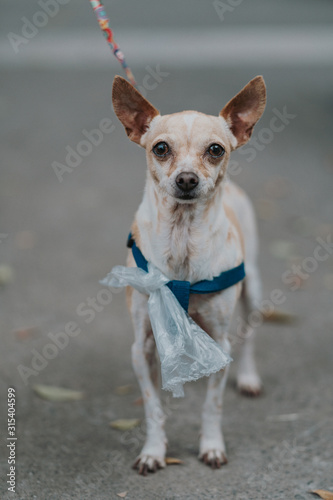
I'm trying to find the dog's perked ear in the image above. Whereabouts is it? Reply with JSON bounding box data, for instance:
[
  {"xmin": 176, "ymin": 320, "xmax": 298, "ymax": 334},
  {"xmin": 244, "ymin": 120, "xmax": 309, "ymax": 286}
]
[
  {"xmin": 112, "ymin": 76, "xmax": 160, "ymax": 145},
  {"xmin": 220, "ymin": 76, "xmax": 266, "ymax": 150}
]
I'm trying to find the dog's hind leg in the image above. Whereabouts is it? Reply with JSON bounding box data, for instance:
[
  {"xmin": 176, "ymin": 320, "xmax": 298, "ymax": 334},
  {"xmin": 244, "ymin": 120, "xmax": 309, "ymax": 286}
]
[
  {"xmin": 236, "ymin": 264, "xmax": 262, "ymax": 396},
  {"xmin": 128, "ymin": 288, "xmax": 167, "ymax": 475}
]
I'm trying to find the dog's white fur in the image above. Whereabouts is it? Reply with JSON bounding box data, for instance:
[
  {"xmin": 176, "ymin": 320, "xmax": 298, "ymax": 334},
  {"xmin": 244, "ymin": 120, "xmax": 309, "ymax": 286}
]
[{"xmin": 112, "ymin": 76, "xmax": 266, "ymax": 475}]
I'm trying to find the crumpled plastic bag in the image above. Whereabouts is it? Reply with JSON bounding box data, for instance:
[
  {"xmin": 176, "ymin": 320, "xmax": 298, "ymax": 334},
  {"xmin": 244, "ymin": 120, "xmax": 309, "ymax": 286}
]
[{"xmin": 100, "ymin": 263, "xmax": 232, "ymax": 397}]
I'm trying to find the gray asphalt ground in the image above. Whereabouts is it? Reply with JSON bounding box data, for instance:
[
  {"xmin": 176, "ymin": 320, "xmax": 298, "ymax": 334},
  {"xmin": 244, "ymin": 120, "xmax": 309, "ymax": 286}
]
[{"xmin": 1, "ymin": 1, "xmax": 333, "ymax": 499}]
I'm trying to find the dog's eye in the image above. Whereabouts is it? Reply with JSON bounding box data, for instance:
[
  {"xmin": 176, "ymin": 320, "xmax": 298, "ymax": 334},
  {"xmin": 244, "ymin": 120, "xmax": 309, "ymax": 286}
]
[
  {"xmin": 153, "ymin": 141, "xmax": 170, "ymax": 157},
  {"xmin": 208, "ymin": 144, "xmax": 225, "ymax": 158}
]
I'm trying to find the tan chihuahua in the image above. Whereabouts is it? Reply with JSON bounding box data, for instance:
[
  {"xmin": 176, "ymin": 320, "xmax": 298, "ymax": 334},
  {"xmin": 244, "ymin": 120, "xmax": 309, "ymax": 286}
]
[{"xmin": 112, "ymin": 75, "xmax": 266, "ymax": 475}]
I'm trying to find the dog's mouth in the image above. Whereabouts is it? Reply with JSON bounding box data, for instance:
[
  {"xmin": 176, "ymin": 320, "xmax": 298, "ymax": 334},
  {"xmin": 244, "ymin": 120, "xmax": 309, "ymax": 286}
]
[
  {"xmin": 176, "ymin": 192, "xmax": 197, "ymax": 200},
  {"xmin": 173, "ymin": 186, "xmax": 200, "ymax": 202},
  {"xmin": 174, "ymin": 192, "xmax": 199, "ymax": 203}
]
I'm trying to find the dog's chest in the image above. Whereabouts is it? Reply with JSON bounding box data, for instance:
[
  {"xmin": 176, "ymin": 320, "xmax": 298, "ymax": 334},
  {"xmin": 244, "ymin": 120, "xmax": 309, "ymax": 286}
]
[
  {"xmin": 136, "ymin": 184, "xmax": 242, "ymax": 284},
  {"xmin": 164, "ymin": 209, "xmax": 195, "ymax": 279},
  {"xmin": 146, "ymin": 217, "xmax": 238, "ymax": 284}
]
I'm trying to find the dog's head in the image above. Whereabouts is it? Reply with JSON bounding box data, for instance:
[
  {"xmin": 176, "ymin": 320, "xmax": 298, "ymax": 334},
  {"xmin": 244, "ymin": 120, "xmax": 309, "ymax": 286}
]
[{"xmin": 112, "ymin": 76, "xmax": 266, "ymax": 203}]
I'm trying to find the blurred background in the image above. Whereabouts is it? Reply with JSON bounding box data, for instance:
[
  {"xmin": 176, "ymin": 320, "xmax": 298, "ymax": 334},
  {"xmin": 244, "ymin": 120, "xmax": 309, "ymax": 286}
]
[{"xmin": 0, "ymin": 1, "xmax": 333, "ymax": 498}]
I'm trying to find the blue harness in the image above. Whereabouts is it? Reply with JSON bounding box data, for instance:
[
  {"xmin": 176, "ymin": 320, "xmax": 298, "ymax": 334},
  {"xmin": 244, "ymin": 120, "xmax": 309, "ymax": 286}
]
[{"xmin": 127, "ymin": 234, "xmax": 245, "ymax": 312}]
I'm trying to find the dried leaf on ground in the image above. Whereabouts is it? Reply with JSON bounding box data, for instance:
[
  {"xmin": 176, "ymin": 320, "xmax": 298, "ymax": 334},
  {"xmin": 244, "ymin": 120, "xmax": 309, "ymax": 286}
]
[
  {"xmin": 165, "ymin": 457, "xmax": 183, "ymax": 465},
  {"xmin": 264, "ymin": 177, "xmax": 291, "ymax": 199},
  {"xmin": 116, "ymin": 492, "xmax": 128, "ymax": 498},
  {"xmin": 110, "ymin": 419, "xmax": 140, "ymax": 431},
  {"xmin": 262, "ymin": 310, "xmax": 297, "ymax": 324},
  {"xmin": 33, "ymin": 385, "xmax": 84, "ymax": 402},
  {"xmin": 255, "ymin": 199, "xmax": 278, "ymax": 221},
  {"xmin": 310, "ymin": 490, "xmax": 333, "ymax": 500},
  {"xmin": 285, "ymin": 273, "xmax": 308, "ymax": 290},
  {"xmin": 115, "ymin": 385, "xmax": 133, "ymax": 395},
  {"xmin": 269, "ymin": 240, "xmax": 297, "ymax": 260},
  {"xmin": 13, "ymin": 327, "xmax": 38, "ymax": 341},
  {"xmin": 0, "ymin": 264, "xmax": 14, "ymax": 285},
  {"xmin": 133, "ymin": 397, "xmax": 143, "ymax": 406}
]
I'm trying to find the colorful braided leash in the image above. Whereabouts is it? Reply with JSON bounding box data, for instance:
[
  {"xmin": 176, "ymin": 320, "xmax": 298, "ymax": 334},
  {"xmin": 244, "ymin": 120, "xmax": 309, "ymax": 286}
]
[{"xmin": 89, "ymin": 0, "xmax": 136, "ymax": 87}]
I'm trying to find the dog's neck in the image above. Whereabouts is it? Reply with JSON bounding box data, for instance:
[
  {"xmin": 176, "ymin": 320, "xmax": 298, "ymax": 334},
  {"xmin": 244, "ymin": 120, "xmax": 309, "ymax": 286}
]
[{"xmin": 135, "ymin": 176, "xmax": 237, "ymax": 283}]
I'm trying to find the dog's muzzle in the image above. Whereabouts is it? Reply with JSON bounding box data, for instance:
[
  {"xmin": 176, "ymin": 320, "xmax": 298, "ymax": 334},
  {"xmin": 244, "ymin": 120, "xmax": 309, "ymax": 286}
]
[{"xmin": 174, "ymin": 172, "xmax": 199, "ymax": 200}]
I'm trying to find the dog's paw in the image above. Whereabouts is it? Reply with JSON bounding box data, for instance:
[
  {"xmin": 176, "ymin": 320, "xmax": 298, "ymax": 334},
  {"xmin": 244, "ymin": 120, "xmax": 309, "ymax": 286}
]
[
  {"xmin": 199, "ymin": 449, "xmax": 228, "ymax": 469},
  {"xmin": 237, "ymin": 372, "xmax": 262, "ymax": 397},
  {"xmin": 132, "ymin": 454, "xmax": 166, "ymax": 476}
]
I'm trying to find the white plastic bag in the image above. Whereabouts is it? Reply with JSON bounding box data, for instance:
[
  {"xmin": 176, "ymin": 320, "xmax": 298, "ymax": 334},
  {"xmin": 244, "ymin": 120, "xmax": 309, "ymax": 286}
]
[{"xmin": 101, "ymin": 263, "xmax": 232, "ymax": 397}]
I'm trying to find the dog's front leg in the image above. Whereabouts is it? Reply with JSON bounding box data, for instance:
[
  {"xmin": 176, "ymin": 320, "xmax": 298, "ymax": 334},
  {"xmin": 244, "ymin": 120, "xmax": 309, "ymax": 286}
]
[
  {"xmin": 199, "ymin": 326, "xmax": 231, "ymax": 469},
  {"xmin": 129, "ymin": 288, "xmax": 167, "ymax": 475}
]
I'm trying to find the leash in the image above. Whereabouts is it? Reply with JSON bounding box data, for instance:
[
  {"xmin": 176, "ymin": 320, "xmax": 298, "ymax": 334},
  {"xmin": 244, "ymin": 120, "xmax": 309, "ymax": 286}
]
[
  {"xmin": 89, "ymin": 0, "xmax": 137, "ymax": 87},
  {"xmin": 127, "ymin": 233, "xmax": 246, "ymax": 312}
]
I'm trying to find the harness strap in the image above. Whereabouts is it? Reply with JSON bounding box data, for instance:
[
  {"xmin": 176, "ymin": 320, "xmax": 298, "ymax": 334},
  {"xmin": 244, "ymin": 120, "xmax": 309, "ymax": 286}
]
[{"xmin": 127, "ymin": 233, "xmax": 245, "ymax": 311}]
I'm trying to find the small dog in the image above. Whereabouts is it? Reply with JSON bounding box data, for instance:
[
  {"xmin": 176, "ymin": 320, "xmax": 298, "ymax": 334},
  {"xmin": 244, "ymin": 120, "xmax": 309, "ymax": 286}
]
[{"xmin": 112, "ymin": 75, "xmax": 266, "ymax": 475}]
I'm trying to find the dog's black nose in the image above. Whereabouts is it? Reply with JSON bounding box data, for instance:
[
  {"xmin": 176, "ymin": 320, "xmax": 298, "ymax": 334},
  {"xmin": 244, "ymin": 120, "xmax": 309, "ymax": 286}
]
[{"xmin": 176, "ymin": 172, "xmax": 199, "ymax": 192}]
